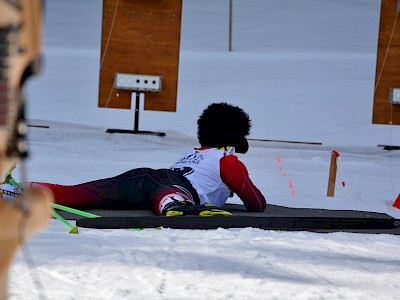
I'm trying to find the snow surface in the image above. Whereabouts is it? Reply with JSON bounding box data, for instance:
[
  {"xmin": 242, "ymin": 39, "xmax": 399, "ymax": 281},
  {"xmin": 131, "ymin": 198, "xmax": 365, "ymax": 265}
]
[{"xmin": 7, "ymin": 0, "xmax": 400, "ymax": 299}]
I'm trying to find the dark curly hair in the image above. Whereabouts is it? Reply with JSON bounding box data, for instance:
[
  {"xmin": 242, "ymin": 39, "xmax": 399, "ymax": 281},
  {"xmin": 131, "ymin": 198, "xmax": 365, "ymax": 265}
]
[{"xmin": 197, "ymin": 102, "xmax": 251, "ymax": 154}]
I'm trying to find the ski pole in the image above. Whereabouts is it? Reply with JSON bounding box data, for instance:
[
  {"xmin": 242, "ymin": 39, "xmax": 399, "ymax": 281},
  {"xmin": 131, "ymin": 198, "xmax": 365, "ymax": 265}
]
[{"xmin": 52, "ymin": 204, "xmax": 100, "ymax": 218}]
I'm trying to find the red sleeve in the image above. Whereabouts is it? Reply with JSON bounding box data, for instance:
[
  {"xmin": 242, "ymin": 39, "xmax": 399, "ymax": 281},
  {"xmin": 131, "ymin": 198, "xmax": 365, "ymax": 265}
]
[{"xmin": 220, "ymin": 155, "xmax": 266, "ymax": 212}]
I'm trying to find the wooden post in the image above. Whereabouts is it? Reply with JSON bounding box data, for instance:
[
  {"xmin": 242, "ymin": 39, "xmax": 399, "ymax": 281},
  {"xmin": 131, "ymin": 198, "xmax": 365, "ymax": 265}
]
[
  {"xmin": 327, "ymin": 151, "xmax": 338, "ymax": 197},
  {"xmin": 229, "ymin": 0, "xmax": 232, "ymax": 52}
]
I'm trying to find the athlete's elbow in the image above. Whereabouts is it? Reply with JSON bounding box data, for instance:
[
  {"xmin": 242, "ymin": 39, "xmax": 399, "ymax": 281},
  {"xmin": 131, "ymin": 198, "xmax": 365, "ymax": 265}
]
[
  {"xmin": 254, "ymin": 201, "xmax": 266, "ymax": 212},
  {"xmin": 245, "ymin": 197, "xmax": 266, "ymax": 212},
  {"xmin": 260, "ymin": 200, "xmax": 267, "ymax": 212}
]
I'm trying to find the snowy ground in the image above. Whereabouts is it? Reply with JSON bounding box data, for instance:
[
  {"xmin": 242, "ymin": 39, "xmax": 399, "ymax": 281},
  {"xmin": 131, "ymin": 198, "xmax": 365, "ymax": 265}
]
[{"xmin": 7, "ymin": 0, "xmax": 400, "ymax": 299}]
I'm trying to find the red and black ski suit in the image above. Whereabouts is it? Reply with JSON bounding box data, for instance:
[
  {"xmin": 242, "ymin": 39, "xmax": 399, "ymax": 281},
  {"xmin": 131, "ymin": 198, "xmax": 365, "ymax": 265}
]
[{"xmin": 32, "ymin": 147, "xmax": 266, "ymax": 215}]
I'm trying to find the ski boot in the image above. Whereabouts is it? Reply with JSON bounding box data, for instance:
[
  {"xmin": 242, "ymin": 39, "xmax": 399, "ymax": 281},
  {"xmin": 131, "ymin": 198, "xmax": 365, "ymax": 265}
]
[
  {"xmin": 0, "ymin": 163, "xmax": 23, "ymax": 200},
  {"xmin": 163, "ymin": 200, "xmax": 232, "ymax": 217}
]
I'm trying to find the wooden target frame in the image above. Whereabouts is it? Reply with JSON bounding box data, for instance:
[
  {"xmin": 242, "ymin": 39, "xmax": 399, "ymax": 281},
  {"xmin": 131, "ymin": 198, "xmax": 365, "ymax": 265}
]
[
  {"xmin": 373, "ymin": 0, "xmax": 400, "ymax": 125},
  {"xmin": 98, "ymin": 0, "xmax": 182, "ymax": 112}
]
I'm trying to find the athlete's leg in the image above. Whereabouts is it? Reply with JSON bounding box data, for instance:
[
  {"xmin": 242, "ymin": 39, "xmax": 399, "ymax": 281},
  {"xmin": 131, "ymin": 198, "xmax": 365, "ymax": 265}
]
[
  {"xmin": 32, "ymin": 168, "xmax": 154, "ymax": 209},
  {"xmin": 145, "ymin": 169, "xmax": 199, "ymax": 215}
]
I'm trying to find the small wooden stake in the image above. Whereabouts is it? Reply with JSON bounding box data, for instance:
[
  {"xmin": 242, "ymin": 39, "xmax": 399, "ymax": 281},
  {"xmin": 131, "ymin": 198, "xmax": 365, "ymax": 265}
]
[{"xmin": 327, "ymin": 151, "xmax": 338, "ymax": 197}]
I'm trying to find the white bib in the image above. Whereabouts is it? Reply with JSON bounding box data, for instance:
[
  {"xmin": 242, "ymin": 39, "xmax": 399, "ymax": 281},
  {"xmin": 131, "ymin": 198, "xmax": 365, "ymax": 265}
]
[{"xmin": 170, "ymin": 148, "xmax": 233, "ymax": 207}]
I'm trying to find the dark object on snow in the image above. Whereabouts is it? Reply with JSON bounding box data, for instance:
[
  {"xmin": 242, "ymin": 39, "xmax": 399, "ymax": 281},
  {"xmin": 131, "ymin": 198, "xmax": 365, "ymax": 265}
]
[
  {"xmin": 378, "ymin": 144, "xmax": 400, "ymax": 151},
  {"xmin": 73, "ymin": 204, "xmax": 400, "ymax": 235}
]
